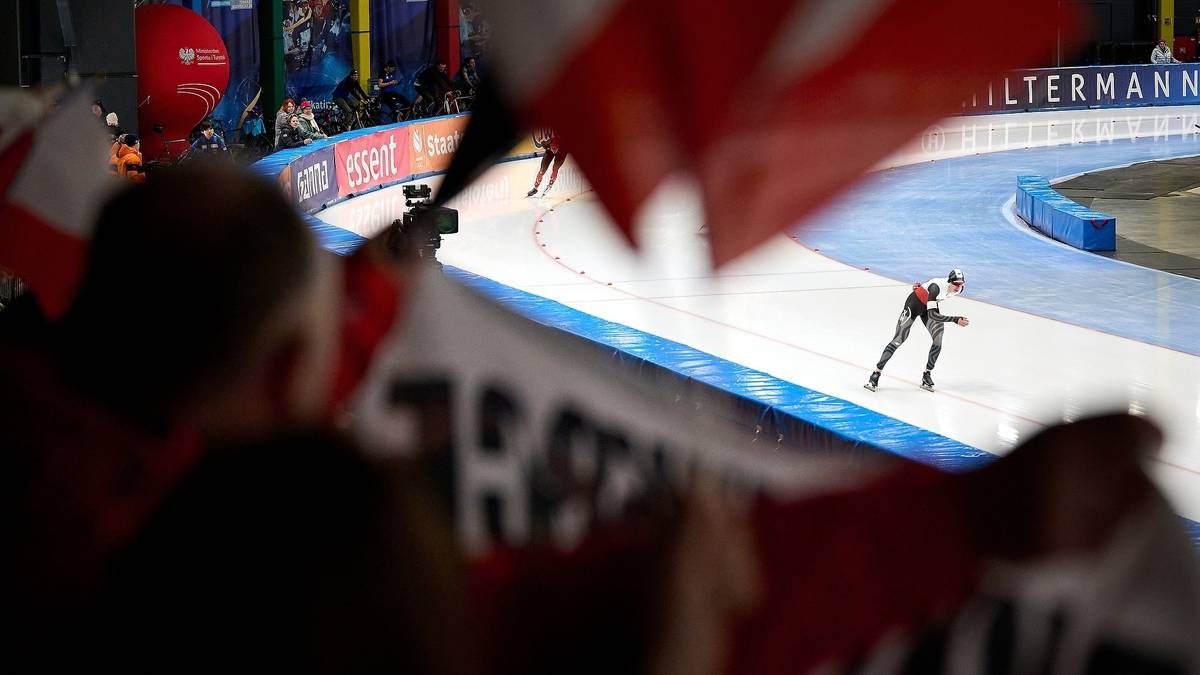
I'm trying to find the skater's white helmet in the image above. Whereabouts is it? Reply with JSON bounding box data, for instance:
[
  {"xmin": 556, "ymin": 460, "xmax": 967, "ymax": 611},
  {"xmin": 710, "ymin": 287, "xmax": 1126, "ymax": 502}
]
[{"xmin": 948, "ymin": 268, "xmax": 965, "ymax": 285}]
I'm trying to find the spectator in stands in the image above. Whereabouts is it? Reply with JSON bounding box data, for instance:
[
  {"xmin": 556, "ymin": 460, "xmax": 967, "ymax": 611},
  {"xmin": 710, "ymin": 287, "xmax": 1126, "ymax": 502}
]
[
  {"xmin": 275, "ymin": 98, "xmax": 297, "ymax": 149},
  {"xmin": 277, "ymin": 114, "xmax": 312, "ymax": 150},
  {"xmin": 1152, "ymin": 39, "xmax": 1181, "ymax": 64},
  {"xmin": 415, "ymin": 60, "xmax": 455, "ymax": 117},
  {"xmin": 456, "ymin": 56, "xmax": 482, "ymax": 93},
  {"xmin": 297, "ymin": 100, "xmax": 328, "ymax": 141},
  {"xmin": 91, "ymin": 100, "xmax": 113, "ymax": 136},
  {"xmin": 377, "ymin": 60, "xmax": 409, "ymax": 122},
  {"xmin": 115, "ymin": 134, "xmax": 145, "ymax": 184},
  {"xmin": 61, "ymin": 162, "xmax": 343, "ymax": 453},
  {"xmin": 454, "ymin": 56, "xmax": 482, "ymax": 110},
  {"xmin": 190, "ymin": 120, "xmax": 228, "ymax": 153},
  {"xmin": 108, "ymin": 136, "xmax": 123, "ymax": 175},
  {"xmin": 332, "ymin": 68, "xmax": 370, "ymax": 127},
  {"xmin": 104, "ymin": 113, "xmax": 122, "ymax": 141}
]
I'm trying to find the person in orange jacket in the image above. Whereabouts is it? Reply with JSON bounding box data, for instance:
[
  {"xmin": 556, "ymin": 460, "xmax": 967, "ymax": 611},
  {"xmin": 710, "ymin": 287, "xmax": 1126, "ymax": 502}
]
[{"xmin": 115, "ymin": 134, "xmax": 145, "ymax": 184}]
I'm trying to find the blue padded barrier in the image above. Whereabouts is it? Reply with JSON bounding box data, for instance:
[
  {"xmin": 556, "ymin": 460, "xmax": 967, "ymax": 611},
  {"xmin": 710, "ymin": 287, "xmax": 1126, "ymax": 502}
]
[{"xmin": 1016, "ymin": 175, "xmax": 1116, "ymax": 251}]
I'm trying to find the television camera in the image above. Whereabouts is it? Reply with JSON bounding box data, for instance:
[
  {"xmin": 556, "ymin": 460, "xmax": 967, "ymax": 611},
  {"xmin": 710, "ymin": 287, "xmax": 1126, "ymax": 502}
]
[{"xmin": 387, "ymin": 184, "xmax": 459, "ymax": 265}]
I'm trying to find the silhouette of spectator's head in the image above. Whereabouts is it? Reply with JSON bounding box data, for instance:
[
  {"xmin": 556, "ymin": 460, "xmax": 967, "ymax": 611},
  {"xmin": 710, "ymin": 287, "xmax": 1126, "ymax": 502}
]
[{"xmin": 61, "ymin": 162, "xmax": 342, "ymax": 441}]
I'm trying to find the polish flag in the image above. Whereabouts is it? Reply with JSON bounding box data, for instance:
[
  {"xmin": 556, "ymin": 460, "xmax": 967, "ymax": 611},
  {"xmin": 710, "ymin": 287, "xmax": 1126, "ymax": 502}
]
[
  {"xmin": 0, "ymin": 89, "xmax": 116, "ymax": 318},
  {"xmin": 468, "ymin": 0, "xmax": 1076, "ymax": 264}
]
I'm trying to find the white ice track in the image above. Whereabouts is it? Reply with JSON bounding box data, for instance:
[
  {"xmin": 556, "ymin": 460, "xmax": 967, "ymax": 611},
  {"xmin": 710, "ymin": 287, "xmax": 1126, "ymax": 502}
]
[{"xmin": 320, "ymin": 106, "xmax": 1200, "ymax": 524}]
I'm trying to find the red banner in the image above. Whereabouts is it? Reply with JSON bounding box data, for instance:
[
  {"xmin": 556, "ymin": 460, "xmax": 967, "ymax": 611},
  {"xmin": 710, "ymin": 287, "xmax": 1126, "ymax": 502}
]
[
  {"xmin": 135, "ymin": 4, "xmax": 230, "ymax": 160},
  {"xmin": 334, "ymin": 128, "xmax": 413, "ymax": 194}
]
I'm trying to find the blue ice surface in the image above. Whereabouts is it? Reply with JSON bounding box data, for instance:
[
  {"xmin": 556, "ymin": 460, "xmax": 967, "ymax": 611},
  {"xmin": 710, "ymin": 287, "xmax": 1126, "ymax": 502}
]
[{"xmin": 794, "ymin": 135, "xmax": 1200, "ymax": 355}]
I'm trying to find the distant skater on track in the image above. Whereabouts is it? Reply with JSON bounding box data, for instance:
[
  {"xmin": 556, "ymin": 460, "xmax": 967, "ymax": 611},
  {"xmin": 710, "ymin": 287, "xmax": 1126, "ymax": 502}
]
[{"xmin": 526, "ymin": 128, "xmax": 566, "ymax": 197}]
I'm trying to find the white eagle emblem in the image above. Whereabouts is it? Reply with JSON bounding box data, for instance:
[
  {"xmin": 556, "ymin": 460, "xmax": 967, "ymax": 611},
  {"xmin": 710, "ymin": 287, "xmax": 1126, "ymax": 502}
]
[{"xmin": 178, "ymin": 48, "xmax": 196, "ymax": 65}]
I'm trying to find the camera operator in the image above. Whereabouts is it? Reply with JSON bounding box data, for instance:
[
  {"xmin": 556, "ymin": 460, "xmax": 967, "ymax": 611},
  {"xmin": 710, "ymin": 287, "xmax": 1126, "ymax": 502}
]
[{"xmin": 386, "ymin": 185, "xmax": 457, "ymax": 268}]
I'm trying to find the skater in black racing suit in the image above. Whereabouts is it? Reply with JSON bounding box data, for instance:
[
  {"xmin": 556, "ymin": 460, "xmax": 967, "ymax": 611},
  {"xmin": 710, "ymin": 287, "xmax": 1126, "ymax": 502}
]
[{"xmin": 865, "ymin": 269, "xmax": 969, "ymax": 392}]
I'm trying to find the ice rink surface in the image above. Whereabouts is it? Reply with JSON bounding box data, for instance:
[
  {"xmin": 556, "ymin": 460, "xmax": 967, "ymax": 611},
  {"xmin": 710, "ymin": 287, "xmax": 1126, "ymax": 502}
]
[{"xmin": 320, "ymin": 105, "xmax": 1200, "ymax": 525}]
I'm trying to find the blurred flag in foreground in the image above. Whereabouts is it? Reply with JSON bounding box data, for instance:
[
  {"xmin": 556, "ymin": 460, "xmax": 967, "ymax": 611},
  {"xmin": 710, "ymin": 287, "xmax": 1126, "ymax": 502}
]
[
  {"xmin": 440, "ymin": 0, "xmax": 1077, "ymax": 265},
  {"xmin": 0, "ymin": 88, "xmax": 115, "ymax": 318}
]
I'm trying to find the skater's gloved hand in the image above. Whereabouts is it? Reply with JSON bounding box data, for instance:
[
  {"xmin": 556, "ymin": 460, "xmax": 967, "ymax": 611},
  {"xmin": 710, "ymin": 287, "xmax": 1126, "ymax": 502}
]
[{"xmin": 956, "ymin": 317, "xmax": 969, "ymax": 327}]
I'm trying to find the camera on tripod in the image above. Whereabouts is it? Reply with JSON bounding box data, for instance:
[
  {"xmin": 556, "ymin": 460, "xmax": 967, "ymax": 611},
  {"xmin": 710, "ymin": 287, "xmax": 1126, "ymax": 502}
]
[{"xmin": 387, "ymin": 184, "xmax": 459, "ymax": 264}]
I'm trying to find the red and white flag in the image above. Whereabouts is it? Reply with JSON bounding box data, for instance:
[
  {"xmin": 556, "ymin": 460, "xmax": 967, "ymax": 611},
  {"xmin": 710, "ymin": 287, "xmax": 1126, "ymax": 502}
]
[
  {"xmin": 475, "ymin": 0, "xmax": 1076, "ymax": 264},
  {"xmin": 0, "ymin": 88, "xmax": 116, "ymax": 318}
]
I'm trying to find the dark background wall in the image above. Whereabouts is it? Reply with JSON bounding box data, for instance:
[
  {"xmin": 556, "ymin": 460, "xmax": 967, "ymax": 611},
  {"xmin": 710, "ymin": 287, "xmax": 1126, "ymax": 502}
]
[
  {"xmin": 0, "ymin": 1, "xmax": 136, "ymax": 129},
  {"xmin": 2, "ymin": 1, "xmax": 1200, "ymax": 121},
  {"xmin": 1068, "ymin": 0, "xmax": 1200, "ymax": 64}
]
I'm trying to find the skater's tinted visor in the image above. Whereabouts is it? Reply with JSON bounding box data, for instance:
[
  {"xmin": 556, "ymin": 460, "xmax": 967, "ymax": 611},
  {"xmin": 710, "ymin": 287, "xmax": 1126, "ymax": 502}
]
[{"xmin": 950, "ymin": 281, "xmax": 963, "ymax": 289}]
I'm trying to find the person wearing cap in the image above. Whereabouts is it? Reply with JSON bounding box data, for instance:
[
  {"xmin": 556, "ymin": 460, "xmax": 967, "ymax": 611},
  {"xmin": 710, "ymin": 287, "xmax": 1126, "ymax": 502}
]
[
  {"xmin": 191, "ymin": 120, "xmax": 228, "ymax": 153},
  {"xmin": 332, "ymin": 69, "xmax": 369, "ymax": 129},
  {"xmin": 865, "ymin": 269, "xmax": 969, "ymax": 392},
  {"xmin": 296, "ymin": 100, "xmax": 328, "ymax": 141}
]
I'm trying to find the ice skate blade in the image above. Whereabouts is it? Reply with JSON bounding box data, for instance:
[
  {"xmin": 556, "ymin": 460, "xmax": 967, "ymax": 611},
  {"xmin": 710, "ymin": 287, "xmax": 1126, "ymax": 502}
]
[
  {"xmin": 863, "ymin": 383, "xmax": 877, "ymax": 392},
  {"xmin": 920, "ymin": 383, "xmax": 934, "ymax": 392}
]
